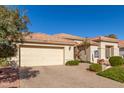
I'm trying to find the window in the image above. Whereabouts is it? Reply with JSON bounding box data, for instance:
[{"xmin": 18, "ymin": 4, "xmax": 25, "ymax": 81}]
[
  {"xmin": 105, "ymin": 46, "xmax": 114, "ymax": 59},
  {"xmin": 94, "ymin": 50, "xmax": 99, "ymax": 58},
  {"xmin": 119, "ymin": 48, "xmax": 124, "ymax": 57}
]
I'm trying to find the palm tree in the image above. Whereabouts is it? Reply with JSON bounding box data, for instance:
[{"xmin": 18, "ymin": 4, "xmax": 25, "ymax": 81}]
[{"xmin": 81, "ymin": 37, "xmax": 91, "ymax": 61}]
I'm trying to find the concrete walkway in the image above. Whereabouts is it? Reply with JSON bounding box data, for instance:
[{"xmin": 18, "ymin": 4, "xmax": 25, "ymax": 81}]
[{"xmin": 20, "ymin": 63, "xmax": 124, "ymax": 88}]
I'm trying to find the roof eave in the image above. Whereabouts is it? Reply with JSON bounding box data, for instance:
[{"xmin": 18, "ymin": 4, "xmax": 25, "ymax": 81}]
[
  {"xmin": 20, "ymin": 40, "xmax": 76, "ymax": 46},
  {"xmin": 93, "ymin": 40, "xmax": 118, "ymax": 43}
]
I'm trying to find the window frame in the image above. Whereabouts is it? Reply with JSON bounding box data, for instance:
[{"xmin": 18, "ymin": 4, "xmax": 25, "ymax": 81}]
[{"xmin": 94, "ymin": 50, "xmax": 99, "ymax": 58}]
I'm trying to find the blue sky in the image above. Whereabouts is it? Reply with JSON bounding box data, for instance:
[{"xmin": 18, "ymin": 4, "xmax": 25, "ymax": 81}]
[{"xmin": 18, "ymin": 5, "xmax": 124, "ymax": 39}]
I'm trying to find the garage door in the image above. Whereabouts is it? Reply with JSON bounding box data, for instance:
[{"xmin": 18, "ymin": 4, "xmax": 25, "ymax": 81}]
[{"xmin": 20, "ymin": 46, "xmax": 64, "ymax": 66}]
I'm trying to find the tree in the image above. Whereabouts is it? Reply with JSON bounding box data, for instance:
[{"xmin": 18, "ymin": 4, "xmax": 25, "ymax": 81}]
[
  {"xmin": 0, "ymin": 43, "xmax": 17, "ymax": 58},
  {"xmin": 82, "ymin": 37, "xmax": 91, "ymax": 61},
  {"xmin": 105, "ymin": 34, "xmax": 118, "ymax": 39},
  {"xmin": 75, "ymin": 37, "xmax": 91, "ymax": 62},
  {"xmin": 0, "ymin": 6, "xmax": 30, "ymax": 58}
]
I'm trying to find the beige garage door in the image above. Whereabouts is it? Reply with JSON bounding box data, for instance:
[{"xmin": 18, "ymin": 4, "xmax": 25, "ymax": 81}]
[{"xmin": 20, "ymin": 46, "xmax": 64, "ymax": 66}]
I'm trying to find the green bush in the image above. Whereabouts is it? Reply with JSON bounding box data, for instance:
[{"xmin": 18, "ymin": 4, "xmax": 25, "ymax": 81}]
[
  {"xmin": 109, "ymin": 56, "xmax": 124, "ymax": 66},
  {"xmin": 0, "ymin": 44, "xmax": 17, "ymax": 58},
  {"xmin": 89, "ymin": 63, "xmax": 102, "ymax": 72},
  {"xmin": 0, "ymin": 58, "xmax": 9, "ymax": 67},
  {"xmin": 65, "ymin": 60, "xmax": 79, "ymax": 66},
  {"xmin": 81, "ymin": 60, "xmax": 91, "ymax": 63},
  {"xmin": 97, "ymin": 66, "xmax": 124, "ymax": 83}
]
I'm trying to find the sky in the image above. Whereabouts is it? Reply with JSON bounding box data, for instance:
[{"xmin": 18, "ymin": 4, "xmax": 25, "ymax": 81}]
[{"xmin": 18, "ymin": 5, "xmax": 124, "ymax": 39}]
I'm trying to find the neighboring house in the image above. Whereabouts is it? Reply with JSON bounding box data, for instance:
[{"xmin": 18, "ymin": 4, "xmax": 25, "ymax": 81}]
[{"xmin": 14, "ymin": 33, "xmax": 124, "ymax": 67}]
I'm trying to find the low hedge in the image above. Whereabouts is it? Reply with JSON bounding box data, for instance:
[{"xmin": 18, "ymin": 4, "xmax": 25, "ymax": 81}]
[
  {"xmin": 97, "ymin": 66, "xmax": 124, "ymax": 83},
  {"xmin": 109, "ymin": 56, "xmax": 124, "ymax": 66},
  {"xmin": 81, "ymin": 61, "xmax": 91, "ymax": 63},
  {"xmin": 65, "ymin": 60, "xmax": 79, "ymax": 66},
  {"xmin": 89, "ymin": 63, "xmax": 102, "ymax": 72}
]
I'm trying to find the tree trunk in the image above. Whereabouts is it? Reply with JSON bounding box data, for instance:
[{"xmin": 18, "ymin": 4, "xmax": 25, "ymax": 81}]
[{"xmin": 84, "ymin": 49, "xmax": 87, "ymax": 61}]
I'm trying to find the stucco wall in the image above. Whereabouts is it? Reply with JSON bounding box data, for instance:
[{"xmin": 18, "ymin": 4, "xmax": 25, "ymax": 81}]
[
  {"xmin": 119, "ymin": 48, "xmax": 124, "ymax": 57},
  {"xmin": 78, "ymin": 49, "xmax": 87, "ymax": 61},
  {"xmin": 88, "ymin": 42, "xmax": 119, "ymax": 63},
  {"xmin": 64, "ymin": 46, "xmax": 74, "ymax": 62},
  {"xmin": 90, "ymin": 46, "xmax": 99, "ymax": 63},
  {"xmin": 78, "ymin": 46, "xmax": 99, "ymax": 63},
  {"xmin": 77, "ymin": 47, "xmax": 90, "ymax": 62},
  {"xmin": 99, "ymin": 41, "xmax": 119, "ymax": 59},
  {"xmin": 15, "ymin": 43, "xmax": 74, "ymax": 66}
]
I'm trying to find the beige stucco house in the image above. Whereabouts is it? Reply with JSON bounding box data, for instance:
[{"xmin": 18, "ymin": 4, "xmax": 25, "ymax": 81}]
[
  {"xmin": 15, "ymin": 33, "xmax": 124, "ymax": 67},
  {"xmin": 83, "ymin": 36, "xmax": 120, "ymax": 63}
]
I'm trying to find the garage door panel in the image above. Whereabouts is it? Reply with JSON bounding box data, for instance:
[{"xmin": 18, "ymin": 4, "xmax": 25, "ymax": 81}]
[{"xmin": 20, "ymin": 46, "xmax": 64, "ymax": 66}]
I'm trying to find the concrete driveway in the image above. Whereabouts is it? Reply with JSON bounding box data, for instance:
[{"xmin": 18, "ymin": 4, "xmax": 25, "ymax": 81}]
[{"xmin": 20, "ymin": 63, "xmax": 124, "ymax": 88}]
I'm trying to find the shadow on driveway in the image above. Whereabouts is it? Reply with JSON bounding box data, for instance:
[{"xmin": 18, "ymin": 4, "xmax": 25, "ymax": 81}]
[
  {"xmin": 19, "ymin": 67, "xmax": 40, "ymax": 79},
  {"xmin": 0, "ymin": 67, "xmax": 40, "ymax": 83}
]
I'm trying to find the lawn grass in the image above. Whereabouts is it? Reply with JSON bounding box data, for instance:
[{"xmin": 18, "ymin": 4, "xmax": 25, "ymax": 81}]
[{"xmin": 97, "ymin": 66, "xmax": 124, "ymax": 83}]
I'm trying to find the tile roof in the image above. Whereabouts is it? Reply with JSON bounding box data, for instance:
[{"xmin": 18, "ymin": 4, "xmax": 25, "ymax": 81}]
[
  {"xmin": 23, "ymin": 33, "xmax": 124, "ymax": 47},
  {"xmin": 118, "ymin": 40, "xmax": 124, "ymax": 48},
  {"xmin": 76, "ymin": 38, "xmax": 99, "ymax": 46},
  {"xmin": 89, "ymin": 40, "xmax": 99, "ymax": 46},
  {"xmin": 24, "ymin": 33, "xmax": 76, "ymax": 45},
  {"xmin": 52, "ymin": 33, "xmax": 83, "ymax": 40},
  {"xmin": 90, "ymin": 36, "xmax": 118, "ymax": 43}
]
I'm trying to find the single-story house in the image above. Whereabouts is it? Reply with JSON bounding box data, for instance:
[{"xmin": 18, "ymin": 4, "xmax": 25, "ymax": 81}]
[{"xmin": 14, "ymin": 33, "xmax": 124, "ymax": 67}]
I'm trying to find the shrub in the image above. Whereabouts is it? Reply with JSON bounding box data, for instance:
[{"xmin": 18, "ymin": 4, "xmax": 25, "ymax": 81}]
[
  {"xmin": 65, "ymin": 60, "xmax": 79, "ymax": 66},
  {"xmin": 81, "ymin": 60, "xmax": 91, "ymax": 63},
  {"xmin": 0, "ymin": 44, "xmax": 17, "ymax": 58},
  {"xmin": 109, "ymin": 56, "xmax": 124, "ymax": 66},
  {"xmin": 89, "ymin": 63, "xmax": 102, "ymax": 72},
  {"xmin": 0, "ymin": 58, "xmax": 9, "ymax": 67},
  {"xmin": 97, "ymin": 66, "xmax": 124, "ymax": 83}
]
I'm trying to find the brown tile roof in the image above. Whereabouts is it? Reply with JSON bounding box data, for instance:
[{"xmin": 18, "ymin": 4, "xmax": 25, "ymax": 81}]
[
  {"xmin": 76, "ymin": 38, "xmax": 99, "ymax": 46},
  {"xmin": 118, "ymin": 40, "xmax": 124, "ymax": 48},
  {"xmin": 89, "ymin": 40, "xmax": 99, "ymax": 46},
  {"xmin": 24, "ymin": 33, "xmax": 76, "ymax": 45},
  {"xmin": 52, "ymin": 33, "xmax": 83, "ymax": 40},
  {"xmin": 90, "ymin": 36, "xmax": 118, "ymax": 43},
  {"xmin": 23, "ymin": 33, "xmax": 123, "ymax": 47}
]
